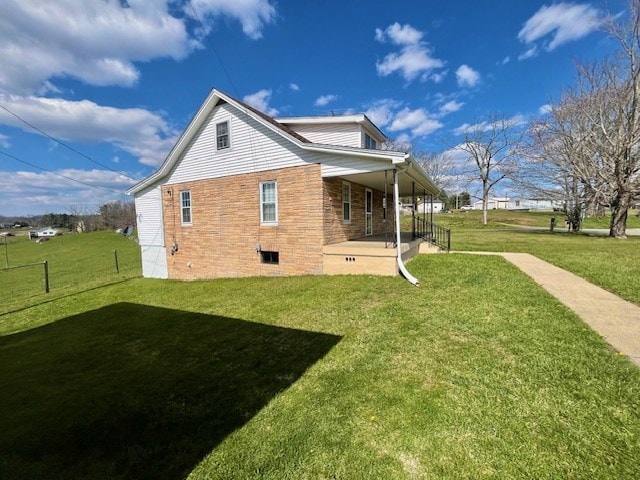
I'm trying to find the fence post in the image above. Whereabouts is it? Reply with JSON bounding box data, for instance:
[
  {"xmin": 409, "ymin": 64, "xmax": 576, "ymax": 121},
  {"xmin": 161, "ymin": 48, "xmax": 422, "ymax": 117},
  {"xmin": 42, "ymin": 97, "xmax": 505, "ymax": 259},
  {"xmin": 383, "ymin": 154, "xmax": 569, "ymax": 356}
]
[
  {"xmin": 43, "ymin": 260, "xmax": 49, "ymax": 293},
  {"xmin": 114, "ymin": 250, "xmax": 119, "ymax": 274}
]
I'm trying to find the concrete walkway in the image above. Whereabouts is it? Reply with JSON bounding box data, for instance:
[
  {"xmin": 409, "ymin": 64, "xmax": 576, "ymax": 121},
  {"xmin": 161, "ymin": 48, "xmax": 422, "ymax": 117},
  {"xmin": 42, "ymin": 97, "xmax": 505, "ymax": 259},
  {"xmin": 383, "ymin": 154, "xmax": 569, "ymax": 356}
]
[{"xmin": 458, "ymin": 251, "xmax": 640, "ymax": 367}]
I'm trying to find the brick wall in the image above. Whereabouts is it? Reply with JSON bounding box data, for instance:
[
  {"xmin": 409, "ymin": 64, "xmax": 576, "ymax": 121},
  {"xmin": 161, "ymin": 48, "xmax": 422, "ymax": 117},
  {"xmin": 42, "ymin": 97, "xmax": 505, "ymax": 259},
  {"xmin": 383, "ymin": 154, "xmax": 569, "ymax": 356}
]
[
  {"xmin": 162, "ymin": 164, "xmax": 324, "ymax": 280},
  {"xmin": 323, "ymin": 177, "xmax": 393, "ymax": 245}
]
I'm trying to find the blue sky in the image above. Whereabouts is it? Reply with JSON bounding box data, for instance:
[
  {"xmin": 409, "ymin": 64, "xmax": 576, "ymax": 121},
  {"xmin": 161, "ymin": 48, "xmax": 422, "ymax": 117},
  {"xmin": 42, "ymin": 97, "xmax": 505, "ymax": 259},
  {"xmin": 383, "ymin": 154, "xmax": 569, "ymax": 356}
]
[{"xmin": 0, "ymin": 0, "xmax": 626, "ymax": 216}]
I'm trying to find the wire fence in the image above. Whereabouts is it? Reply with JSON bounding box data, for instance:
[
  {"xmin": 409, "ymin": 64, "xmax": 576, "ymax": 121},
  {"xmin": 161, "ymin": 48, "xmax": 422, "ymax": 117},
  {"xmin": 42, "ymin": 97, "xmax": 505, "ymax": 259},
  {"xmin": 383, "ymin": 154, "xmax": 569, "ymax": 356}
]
[{"xmin": 1, "ymin": 248, "xmax": 140, "ymax": 315}]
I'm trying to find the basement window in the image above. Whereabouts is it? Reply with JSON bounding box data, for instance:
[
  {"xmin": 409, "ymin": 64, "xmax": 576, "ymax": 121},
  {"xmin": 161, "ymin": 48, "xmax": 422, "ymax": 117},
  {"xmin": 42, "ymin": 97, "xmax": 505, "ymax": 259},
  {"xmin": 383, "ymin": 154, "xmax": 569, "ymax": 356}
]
[{"xmin": 260, "ymin": 251, "xmax": 279, "ymax": 264}]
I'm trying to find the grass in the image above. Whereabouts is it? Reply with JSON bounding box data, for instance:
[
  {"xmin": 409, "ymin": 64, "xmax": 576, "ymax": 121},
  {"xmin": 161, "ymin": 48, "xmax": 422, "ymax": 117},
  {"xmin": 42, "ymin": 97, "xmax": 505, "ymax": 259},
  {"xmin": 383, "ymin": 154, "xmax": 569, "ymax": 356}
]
[
  {"xmin": 0, "ymin": 231, "xmax": 140, "ymax": 314},
  {"xmin": 422, "ymin": 210, "xmax": 640, "ymax": 305},
  {"xmin": 1, "ymin": 255, "xmax": 639, "ymax": 479}
]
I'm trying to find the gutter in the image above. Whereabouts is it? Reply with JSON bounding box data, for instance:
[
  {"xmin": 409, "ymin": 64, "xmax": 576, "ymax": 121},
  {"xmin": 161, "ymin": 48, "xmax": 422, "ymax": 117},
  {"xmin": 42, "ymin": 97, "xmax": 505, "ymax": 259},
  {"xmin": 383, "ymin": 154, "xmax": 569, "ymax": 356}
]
[{"xmin": 393, "ymin": 167, "xmax": 420, "ymax": 287}]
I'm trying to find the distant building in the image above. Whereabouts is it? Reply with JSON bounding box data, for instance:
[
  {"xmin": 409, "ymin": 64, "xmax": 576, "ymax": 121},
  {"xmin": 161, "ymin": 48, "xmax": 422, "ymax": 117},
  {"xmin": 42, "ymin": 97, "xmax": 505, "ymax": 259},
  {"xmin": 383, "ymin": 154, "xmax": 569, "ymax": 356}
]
[
  {"xmin": 415, "ymin": 201, "xmax": 444, "ymax": 214},
  {"xmin": 473, "ymin": 197, "xmax": 510, "ymax": 210},
  {"xmin": 508, "ymin": 198, "xmax": 562, "ymax": 211}
]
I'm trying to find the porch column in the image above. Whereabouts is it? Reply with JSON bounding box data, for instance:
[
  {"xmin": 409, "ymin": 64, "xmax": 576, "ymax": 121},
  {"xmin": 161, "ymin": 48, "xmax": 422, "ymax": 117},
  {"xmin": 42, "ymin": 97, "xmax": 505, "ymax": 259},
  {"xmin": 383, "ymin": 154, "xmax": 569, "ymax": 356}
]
[
  {"xmin": 430, "ymin": 193, "xmax": 434, "ymax": 224},
  {"xmin": 412, "ymin": 181, "xmax": 416, "ymax": 239}
]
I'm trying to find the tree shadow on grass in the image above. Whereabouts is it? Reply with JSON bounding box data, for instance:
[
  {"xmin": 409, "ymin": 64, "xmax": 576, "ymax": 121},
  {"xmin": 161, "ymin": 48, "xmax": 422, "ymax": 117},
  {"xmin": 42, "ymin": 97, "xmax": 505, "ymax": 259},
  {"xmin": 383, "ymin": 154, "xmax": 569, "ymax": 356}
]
[{"xmin": 0, "ymin": 303, "xmax": 341, "ymax": 479}]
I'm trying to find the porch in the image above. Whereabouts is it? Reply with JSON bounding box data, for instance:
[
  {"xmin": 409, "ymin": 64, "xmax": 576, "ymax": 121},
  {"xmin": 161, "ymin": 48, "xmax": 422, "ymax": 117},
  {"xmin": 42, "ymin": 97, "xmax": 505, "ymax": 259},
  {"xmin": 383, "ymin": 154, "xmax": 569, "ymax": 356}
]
[{"xmin": 322, "ymin": 232, "xmax": 439, "ymax": 276}]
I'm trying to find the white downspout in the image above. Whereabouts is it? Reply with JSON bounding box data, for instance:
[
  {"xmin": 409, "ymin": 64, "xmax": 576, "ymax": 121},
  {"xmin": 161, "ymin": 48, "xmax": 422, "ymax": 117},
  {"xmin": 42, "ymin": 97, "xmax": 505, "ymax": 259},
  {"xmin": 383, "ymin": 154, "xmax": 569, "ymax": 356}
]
[{"xmin": 393, "ymin": 168, "xmax": 420, "ymax": 286}]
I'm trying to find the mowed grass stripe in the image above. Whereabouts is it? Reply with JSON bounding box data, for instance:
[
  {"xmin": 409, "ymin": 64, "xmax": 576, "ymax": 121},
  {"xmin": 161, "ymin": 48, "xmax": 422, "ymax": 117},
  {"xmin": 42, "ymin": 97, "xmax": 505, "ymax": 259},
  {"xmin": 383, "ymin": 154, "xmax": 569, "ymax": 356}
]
[{"xmin": 1, "ymin": 254, "xmax": 638, "ymax": 479}]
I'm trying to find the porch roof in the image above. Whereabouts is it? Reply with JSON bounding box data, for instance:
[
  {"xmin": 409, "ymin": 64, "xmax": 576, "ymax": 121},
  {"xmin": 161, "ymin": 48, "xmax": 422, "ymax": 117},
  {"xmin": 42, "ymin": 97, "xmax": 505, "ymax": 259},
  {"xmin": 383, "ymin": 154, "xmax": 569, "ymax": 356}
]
[{"xmin": 329, "ymin": 161, "xmax": 440, "ymax": 197}]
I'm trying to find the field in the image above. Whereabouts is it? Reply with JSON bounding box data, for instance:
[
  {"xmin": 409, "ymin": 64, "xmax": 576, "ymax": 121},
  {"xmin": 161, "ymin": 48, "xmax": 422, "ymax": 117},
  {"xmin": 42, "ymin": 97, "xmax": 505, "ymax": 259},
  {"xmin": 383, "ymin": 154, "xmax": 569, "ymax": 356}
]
[
  {"xmin": 1, "ymin": 214, "xmax": 639, "ymax": 479},
  {"xmin": 0, "ymin": 231, "xmax": 140, "ymax": 315}
]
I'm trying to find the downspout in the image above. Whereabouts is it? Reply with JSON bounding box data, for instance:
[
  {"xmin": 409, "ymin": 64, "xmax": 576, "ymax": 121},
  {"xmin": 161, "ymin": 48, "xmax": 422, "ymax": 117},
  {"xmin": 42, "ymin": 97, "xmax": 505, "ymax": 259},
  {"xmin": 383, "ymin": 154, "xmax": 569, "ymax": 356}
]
[{"xmin": 393, "ymin": 168, "xmax": 420, "ymax": 286}]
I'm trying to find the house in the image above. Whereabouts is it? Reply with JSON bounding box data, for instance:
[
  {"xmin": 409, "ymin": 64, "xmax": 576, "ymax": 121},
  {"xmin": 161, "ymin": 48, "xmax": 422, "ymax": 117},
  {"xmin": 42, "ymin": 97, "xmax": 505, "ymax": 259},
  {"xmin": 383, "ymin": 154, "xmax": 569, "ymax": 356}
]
[
  {"xmin": 35, "ymin": 228, "xmax": 59, "ymax": 238},
  {"xmin": 415, "ymin": 200, "xmax": 444, "ymax": 214},
  {"xmin": 128, "ymin": 89, "xmax": 440, "ymax": 283},
  {"xmin": 507, "ymin": 198, "xmax": 562, "ymax": 211},
  {"xmin": 473, "ymin": 197, "xmax": 510, "ymax": 210}
]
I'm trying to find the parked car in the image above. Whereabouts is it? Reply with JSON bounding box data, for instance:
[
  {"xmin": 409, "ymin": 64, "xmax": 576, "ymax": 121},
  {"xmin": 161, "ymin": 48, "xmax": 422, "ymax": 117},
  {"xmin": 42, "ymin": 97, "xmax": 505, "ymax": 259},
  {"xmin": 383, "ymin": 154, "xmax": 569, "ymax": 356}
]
[{"xmin": 460, "ymin": 205, "xmax": 473, "ymax": 211}]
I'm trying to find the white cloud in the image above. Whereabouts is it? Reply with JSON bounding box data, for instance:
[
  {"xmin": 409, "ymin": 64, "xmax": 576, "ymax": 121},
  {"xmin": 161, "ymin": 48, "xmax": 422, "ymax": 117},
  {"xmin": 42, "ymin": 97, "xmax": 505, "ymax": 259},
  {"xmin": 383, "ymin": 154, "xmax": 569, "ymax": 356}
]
[
  {"xmin": 453, "ymin": 114, "xmax": 527, "ymax": 136},
  {"xmin": 188, "ymin": 0, "xmax": 276, "ymax": 40},
  {"xmin": 389, "ymin": 107, "xmax": 443, "ymax": 136},
  {"xmin": 365, "ymin": 99, "xmax": 402, "ymax": 128},
  {"xmin": 375, "ymin": 22, "xmax": 423, "ymax": 45},
  {"xmin": 243, "ymin": 89, "xmax": 279, "ymax": 116},
  {"xmin": 0, "ymin": 95, "xmax": 178, "ymax": 167},
  {"xmin": 518, "ymin": 45, "xmax": 538, "ymax": 61},
  {"xmin": 0, "ymin": 133, "xmax": 9, "ymax": 148},
  {"xmin": 0, "ymin": 168, "xmax": 134, "ymax": 215},
  {"xmin": 538, "ymin": 104, "xmax": 552, "ymax": 114},
  {"xmin": 0, "ymin": 0, "xmax": 191, "ymax": 94},
  {"xmin": 500, "ymin": 56, "xmax": 511, "ymax": 65},
  {"xmin": 289, "ymin": 83, "xmax": 300, "ymax": 91},
  {"xmin": 314, "ymin": 94, "xmax": 339, "ymax": 107},
  {"xmin": 438, "ymin": 100, "xmax": 464, "ymax": 115},
  {"xmin": 375, "ymin": 23, "xmax": 444, "ymax": 82},
  {"xmin": 518, "ymin": 2, "xmax": 601, "ymax": 57},
  {"xmin": 395, "ymin": 133, "xmax": 412, "ymax": 145},
  {"xmin": 431, "ymin": 70, "xmax": 448, "ymax": 83},
  {"xmin": 456, "ymin": 65, "xmax": 481, "ymax": 88},
  {"xmin": 0, "ymin": 0, "xmax": 276, "ymax": 95}
]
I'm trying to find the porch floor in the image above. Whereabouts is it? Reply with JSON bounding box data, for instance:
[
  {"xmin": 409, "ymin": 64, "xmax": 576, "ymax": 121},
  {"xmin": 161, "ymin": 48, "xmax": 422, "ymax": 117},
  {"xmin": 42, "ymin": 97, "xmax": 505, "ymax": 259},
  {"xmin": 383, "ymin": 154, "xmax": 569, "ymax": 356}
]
[{"xmin": 322, "ymin": 233, "xmax": 430, "ymax": 276}]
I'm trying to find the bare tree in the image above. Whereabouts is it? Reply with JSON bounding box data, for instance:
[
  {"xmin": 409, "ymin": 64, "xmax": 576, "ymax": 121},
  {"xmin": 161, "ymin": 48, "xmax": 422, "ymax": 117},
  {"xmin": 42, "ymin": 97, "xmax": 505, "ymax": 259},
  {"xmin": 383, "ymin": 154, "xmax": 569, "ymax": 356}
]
[
  {"xmin": 522, "ymin": 104, "xmax": 593, "ymax": 231},
  {"xmin": 99, "ymin": 200, "xmax": 136, "ymax": 230},
  {"xmin": 528, "ymin": 2, "xmax": 640, "ymax": 238},
  {"xmin": 453, "ymin": 114, "xmax": 524, "ymax": 225},
  {"xmin": 382, "ymin": 138, "xmax": 456, "ymax": 193},
  {"xmin": 414, "ymin": 151, "xmax": 456, "ymax": 193}
]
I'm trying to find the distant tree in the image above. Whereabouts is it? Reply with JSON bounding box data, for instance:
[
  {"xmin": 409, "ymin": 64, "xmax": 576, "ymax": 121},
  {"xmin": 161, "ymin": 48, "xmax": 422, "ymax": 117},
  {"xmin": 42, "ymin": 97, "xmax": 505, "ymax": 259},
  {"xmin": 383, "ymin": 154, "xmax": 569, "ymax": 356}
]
[
  {"xmin": 99, "ymin": 200, "xmax": 136, "ymax": 230},
  {"xmin": 453, "ymin": 114, "xmax": 524, "ymax": 224},
  {"xmin": 382, "ymin": 138, "xmax": 455, "ymax": 194},
  {"xmin": 459, "ymin": 191, "xmax": 471, "ymax": 207}
]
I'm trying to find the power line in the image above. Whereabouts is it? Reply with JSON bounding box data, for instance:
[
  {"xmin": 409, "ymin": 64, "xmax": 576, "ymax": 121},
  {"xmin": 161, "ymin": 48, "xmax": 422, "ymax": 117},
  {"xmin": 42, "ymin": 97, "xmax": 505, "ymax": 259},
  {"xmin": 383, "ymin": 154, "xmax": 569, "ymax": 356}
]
[
  {"xmin": 0, "ymin": 149, "xmax": 129, "ymax": 195},
  {"xmin": 0, "ymin": 103, "xmax": 139, "ymax": 182},
  {"xmin": 186, "ymin": 0, "xmax": 240, "ymax": 96}
]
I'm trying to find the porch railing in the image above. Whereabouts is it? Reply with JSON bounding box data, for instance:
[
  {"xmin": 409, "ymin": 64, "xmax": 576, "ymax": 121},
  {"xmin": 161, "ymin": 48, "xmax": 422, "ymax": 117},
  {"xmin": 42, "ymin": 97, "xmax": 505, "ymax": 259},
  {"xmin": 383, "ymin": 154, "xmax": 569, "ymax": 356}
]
[{"xmin": 413, "ymin": 216, "xmax": 451, "ymax": 252}]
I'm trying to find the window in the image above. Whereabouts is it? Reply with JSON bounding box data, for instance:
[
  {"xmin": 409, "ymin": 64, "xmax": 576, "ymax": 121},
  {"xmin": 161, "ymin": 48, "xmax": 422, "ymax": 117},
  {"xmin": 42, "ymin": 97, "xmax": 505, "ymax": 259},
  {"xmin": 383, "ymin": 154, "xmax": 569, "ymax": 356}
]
[
  {"xmin": 364, "ymin": 133, "xmax": 377, "ymax": 150},
  {"xmin": 260, "ymin": 251, "xmax": 279, "ymax": 264},
  {"xmin": 342, "ymin": 182, "xmax": 351, "ymax": 223},
  {"xmin": 180, "ymin": 190, "xmax": 192, "ymax": 225},
  {"xmin": 260, "ymin": 181, "xmax": 278, "ymax": 224},
  {"xmin": 216, "ymin": 121, "xmax": 229, "ymax": 150}
]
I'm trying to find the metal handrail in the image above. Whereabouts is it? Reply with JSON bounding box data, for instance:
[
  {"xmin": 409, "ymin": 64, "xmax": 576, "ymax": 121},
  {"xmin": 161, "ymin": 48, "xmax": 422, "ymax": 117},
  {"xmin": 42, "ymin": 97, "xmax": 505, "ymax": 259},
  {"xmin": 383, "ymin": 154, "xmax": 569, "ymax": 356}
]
[{"xmin": 414, "ymin": 216, "xmax": 451, "ymax": 252}]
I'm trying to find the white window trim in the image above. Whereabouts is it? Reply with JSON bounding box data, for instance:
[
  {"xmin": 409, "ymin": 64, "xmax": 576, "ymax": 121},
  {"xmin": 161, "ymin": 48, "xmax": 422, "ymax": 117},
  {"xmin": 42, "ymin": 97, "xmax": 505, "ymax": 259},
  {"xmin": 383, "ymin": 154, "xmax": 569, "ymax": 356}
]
[
  {"xmin": 364, "ymin": 133, "xmax": 377, "ymax": 150},
  {"xmin": 342, "ymin": 181, "xmax": 351, "ymax": 224},
  {"xmin": 180, "ymin": 190, "xmax": 192, "ymax": 226},
  {"xmin": 260, "ymin": 181, "xmax": 278, "ymax": 226},
  {"xmin": 216, "ymin": 120, "xmax": 230, "ymax": 150}
]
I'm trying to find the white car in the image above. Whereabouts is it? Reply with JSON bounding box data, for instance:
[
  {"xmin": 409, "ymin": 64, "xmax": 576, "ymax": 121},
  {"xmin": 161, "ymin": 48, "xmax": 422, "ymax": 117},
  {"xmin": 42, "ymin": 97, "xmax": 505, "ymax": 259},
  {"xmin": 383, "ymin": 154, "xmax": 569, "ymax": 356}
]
[{"xmin": 460, "ymin": 205, "xmax": 473, "ymax": 211}]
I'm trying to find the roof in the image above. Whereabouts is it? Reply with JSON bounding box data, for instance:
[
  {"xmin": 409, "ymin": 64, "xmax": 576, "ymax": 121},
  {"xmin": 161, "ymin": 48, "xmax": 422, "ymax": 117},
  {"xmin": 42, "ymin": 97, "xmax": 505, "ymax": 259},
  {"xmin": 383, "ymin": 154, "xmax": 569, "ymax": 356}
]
[
  {"xmin": 276, "ymin": 114, "xmax": 387, "ymax": 141},
  {"xmin": 127, "ymin": 88, "xmax": 438, "ymax": 196}
]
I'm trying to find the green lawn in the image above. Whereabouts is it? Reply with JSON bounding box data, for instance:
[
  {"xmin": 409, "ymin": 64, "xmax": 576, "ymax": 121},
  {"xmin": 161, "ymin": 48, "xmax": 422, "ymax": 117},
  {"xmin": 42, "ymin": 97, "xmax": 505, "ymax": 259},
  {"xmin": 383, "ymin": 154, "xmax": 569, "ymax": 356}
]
[
  {"xmin": 1, "ymin": 254, "xmax": 639, "ymax": 479},
  {"xmin": 423, "ymin": 211, "xmax": 640, "ymax": 305},
  {"xmin": 0, "ymin": 231, "xmax": 140, "ymax": 314}
]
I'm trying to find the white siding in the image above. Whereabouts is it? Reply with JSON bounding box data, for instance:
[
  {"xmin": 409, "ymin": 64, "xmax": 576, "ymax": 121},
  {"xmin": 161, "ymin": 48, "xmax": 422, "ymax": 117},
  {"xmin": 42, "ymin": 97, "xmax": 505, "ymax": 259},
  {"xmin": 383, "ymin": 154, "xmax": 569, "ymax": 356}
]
[
  {"xmin": 134, "ymin": 185, "xmax": 168, "ymax": 279},
  {"xmin": 166, "ymin": 103, "xmax": 310, "ymax": 184},
  {"xmin": 320, "ymin": 154, "xmax": 393, "ymax": 177},
  {"xmin": 361, "ymin": 126, "xmax": 385, "ymax": 148},
  {"xmin": 285, "ymin": 123, "xmax": 362, "ymax": 148},
  {"xmin": 135, "ymin": 185, "xmax": 165, "ymax": 246},
  {"xmin": 141, "ymin": 246, "xmax": 168, "ymax": 279}
]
